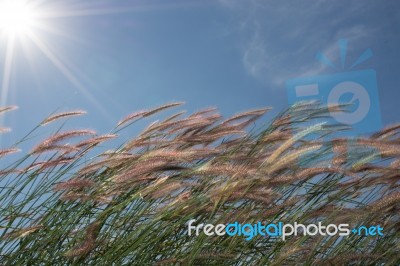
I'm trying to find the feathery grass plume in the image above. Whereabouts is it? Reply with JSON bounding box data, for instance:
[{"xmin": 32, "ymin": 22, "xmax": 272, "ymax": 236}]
[
  {"xmin": 199, "ymin": 112, "xmax": 222, "ymax": 122},
  {"xmin": 0, "ymin": 105, "xmax": 18, "ymax": 114},
  {"xmin": 25, "ymin": 157, "xmax": 74, "ymax": 172},
  {"xmin": 265, "ymin": 122, "xmax": 326, "ymax": 165},
  {"xmin": 168, "ymin": 191, "xmax": 191, "ymax": 206},
  {"xmin": 77, "ymin": 154, "xmax": 139, "ymax": 176},
  {"xmin": 65, "ymin": 222, "xmax": 101, "ymax": 258},
  {"xmin": 59, "ymin": 192, "xmax": 110, "ymax": 203},
  {"xmin": 332, "ymin": 138, "xmax": 348, "ymax": 167},
  {"xmin": 266, "ymin": 144, "xmax": 323, "ymax": 174},
  {"xmin": 0, "ymin": 148, "xmax": 20, "ymax": 158},
  {"xmin": 41, "ymin": 110, "xmax": 87, "ymax": 125},
  {"xmin": 262, "ymin": 131, "xmax": 292, "ymax": 143},
  {"xmin": 195, "ymin": 163, "xmax": 254, "ymax": 178},
  {"xmin": 372, "ymin": 124, "xmax": 400, "ymax": 139},
  {"xmin": 123, "ymin": 137, "xmax": 148, "ymax": 150},
  {"xmin": 139, "ymin": 117, "xmax": 200, "ymax": 136},
  {"xmin": 131, "ymin": 121, "xmax": 160, "ymax": 139},
  {"xmin": 325, "ymin": 102, "xmax": 344, "ymax": 113},
  {"xmin": 269, "ymin": 167, "xmax": 357, "ymax": 185},
  {"xmin": 111, "ymin": 161, "xmax": 174, "ymax": 184},
  {"xmin": 31, "ymin": 129, "xmax": 96, "ymax": 154},
  {"xmin": 101, "ymin": 150, "xmax": 132, "ymax": 156},
  {"xmin": 354, "ymin": 138, "xmax": 399, "ymax": 156},
  {"xmin": 146, "ymin": 181, "xmax": 184, "ymax": 199},
  {"xmin": 180, "ymin": 115, "xmax": 223, "ymax": 136},
  {"xmin": 136, "ymin": 111, "xmax": 188, "ymax": 136},
  {"xmin": 177, "ymin": 113, "xmax": 222, "ymax": 134},
  {"xmin": 0, "ymin": 169, "xmax": 23, "ymax": 175},
  {"xmin": 180, "ymin": 129, "xmax": 245, "ymax": 144},
  {"xmin": 167, "ymin": 118, "xmax": 214, "ymax": 134},
  {"xmin": 140, "ymin": 148, "xmax": 219, "ymax": 163},
  {"xmin": 142, "ymin": 175, "xmax": 168, "ymax": 187},
  {"xmin": 271, "ymin": 114, "xmax": 292, "ymax": 127},
  {"xmin": 3, "ymin": 225, "xmax": 43, "ymax": 240},
  {"xmin": 3, "ymin": 225, "xmax": 43, "ymax": 239},
  {"xmin": 54, "ymin": 178, "xmax": 95, "ymax": 191},
  {"xmin": 42, "ymin": 129, "xmax": 97, "ymax": 145},
  {"xmin": 368, "ymin": 192, "xmax": 400, "ymax": 211},
  {"xmin": 117, "ymin": 110, "xmax": 148, "ymax": 127},
  {"xmin": 354, "ymin": 138, "xmax": 390, "ymax": 146},
  {"xmin": 31, "ymin": 144, "xmax": 80, "ymax": 155},
  {"xmin": 162, "ymin": 110, "xmax": 187, "ymax": 123},
  {"xmin": 75, "ymin": 134, "xmax": 118, "ymax": 148},
  {"xmin": 189, "ymin": 107, "xmax": 218, "ymax": 117},
  {"xmin": 142, "ymin": 101, "xmax": 185, "ymax": 117},
  {"xmin": 117, "ymin": 102, "xmax": 184, "ymax": 127},
  {"xmin": 221, "ymin": 107, "xmax": 270, "ymax": 126},
  {"xmin": 391, "ymin": 160, "xmax": 400, "ymax": 168},
  {"xmin": 379, "ymin": 147, "xmax": 400, "ymax": 157},
  {"xmin": 125, "ymin": 138, "xmax": 186, "ymax": 150}
]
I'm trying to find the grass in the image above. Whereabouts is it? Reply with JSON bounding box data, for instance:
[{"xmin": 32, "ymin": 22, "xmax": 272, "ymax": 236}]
[{"xmin": 0, "ymin": 102, "xmax": 399, "ymax": 265}]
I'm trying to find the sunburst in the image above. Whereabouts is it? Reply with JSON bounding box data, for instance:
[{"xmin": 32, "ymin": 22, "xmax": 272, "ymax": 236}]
[
  {"xmin": 0, "ymin": 0, "xmax": 134, "ymax": 123},
  {"xmin": 0, "ymin": 0, "xmax": 37, "ymax": 36}
]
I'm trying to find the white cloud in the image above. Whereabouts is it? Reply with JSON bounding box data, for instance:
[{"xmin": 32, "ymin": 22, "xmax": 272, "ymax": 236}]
[{"xmin": 218, "ymin": 0, "xmax": 378, "ymax": 88}]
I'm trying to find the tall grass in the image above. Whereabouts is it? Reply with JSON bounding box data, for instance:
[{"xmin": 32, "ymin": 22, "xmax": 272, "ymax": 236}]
[{"xmin": 0, "ymin": 102, "xmax": 399, "ymax": 265}]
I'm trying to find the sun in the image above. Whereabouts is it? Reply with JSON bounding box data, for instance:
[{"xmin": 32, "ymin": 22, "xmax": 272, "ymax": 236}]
[
  {"xmin": 0, "ymin": 0, "xmax": 138, "ymax": 124},
  {"xmin": 0, "ymin": 0, "xmax": 37, "ymax": 36}
]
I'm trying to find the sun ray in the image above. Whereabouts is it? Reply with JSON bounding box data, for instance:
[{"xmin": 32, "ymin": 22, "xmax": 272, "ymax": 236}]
[
  {"xmin": 44, "ymin": 6, "xmax": 144, "ymax": 18},
  {"xmin": 38, "ymin": 1, "xmax": 206, "ymax": 19},
  {"xmin": 0, "ymin": 35, "xmax": 16, "ymax": 145},
  {"xmin": 1, "ymin": 35, "xmax": 15, "ymax": 108},
  {"xmin": 32, "ymin": 23, "xmax": 90, "ymax": 46},
  {"xmin": 26, "ymin": 30, "xmax": 113, "ymax": 123}
]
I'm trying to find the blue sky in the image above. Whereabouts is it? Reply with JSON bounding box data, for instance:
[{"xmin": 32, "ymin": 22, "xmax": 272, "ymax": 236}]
[{"xmin": 0, "ymin": 0, "xmax": 399, "ymax": 152}]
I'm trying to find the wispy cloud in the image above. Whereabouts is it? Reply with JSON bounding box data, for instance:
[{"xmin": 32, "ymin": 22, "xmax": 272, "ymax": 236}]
[{"xmin": 218, "ymin": 0, "xmax": 381, "ymax": 88}]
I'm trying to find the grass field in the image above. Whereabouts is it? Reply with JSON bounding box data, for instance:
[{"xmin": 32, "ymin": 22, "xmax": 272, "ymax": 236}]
[{"xmin": 0, "ymin": 102, "xmax": 399, "ymax": 265}]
